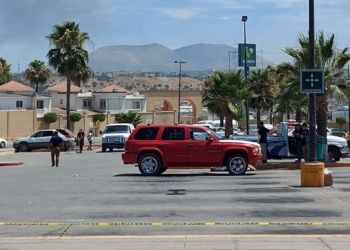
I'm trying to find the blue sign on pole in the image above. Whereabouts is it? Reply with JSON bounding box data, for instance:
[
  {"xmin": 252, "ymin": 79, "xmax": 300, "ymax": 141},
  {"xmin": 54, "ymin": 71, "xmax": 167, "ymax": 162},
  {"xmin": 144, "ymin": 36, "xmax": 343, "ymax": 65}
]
[{"xmin": 238, "ymin": 44, "xmax": 256, "ymax": 67}]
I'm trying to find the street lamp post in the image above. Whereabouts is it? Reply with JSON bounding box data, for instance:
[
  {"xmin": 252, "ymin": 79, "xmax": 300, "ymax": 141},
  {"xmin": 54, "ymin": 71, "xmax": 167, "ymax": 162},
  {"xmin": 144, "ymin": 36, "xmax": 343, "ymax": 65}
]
[
  {"xmin": 348, "ymin": 64, "xmax": 350, "ymax": 133},
  {"xmin": 242, "ymin": 15, "xmax": 249, "ymax": 135},
  {"xmin": 174, "ymin": 60, "xmax": 186, "ymax": 124},
  {"xmin": 308, "ymin": 0, "xmax": 316, "ymax": 161}
]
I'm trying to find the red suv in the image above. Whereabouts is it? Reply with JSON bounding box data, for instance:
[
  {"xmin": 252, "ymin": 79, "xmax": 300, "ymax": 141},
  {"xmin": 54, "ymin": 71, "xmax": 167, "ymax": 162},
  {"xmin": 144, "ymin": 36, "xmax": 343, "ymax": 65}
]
[{"xmin": 122, "ymin": 124, "xmax": 262, "ymax": 176}]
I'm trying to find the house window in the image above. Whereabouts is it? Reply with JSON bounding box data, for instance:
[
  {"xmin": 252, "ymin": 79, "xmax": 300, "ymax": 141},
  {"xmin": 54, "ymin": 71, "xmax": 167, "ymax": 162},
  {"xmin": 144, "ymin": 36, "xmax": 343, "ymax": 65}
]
[
  {"xmin": 132, "ymin": 101, "xmax": 140, "ymax": 109},
  {"xmin": 37, "ymin": 100, "xmax": 44, "ymax": 109},
  {"xmin": 83, "ymin": 99, "xmax": 92, "ymax": 108},
  {"xmin": 100, "ymin": 99, "xmax": 106, "ymax": 109},
  {"xmin": 16, "ymin": 101, "xmax": 23, "ymax": 108},
  {"xmin": 60, "ymin": 99, "xmax": 63, "ymax": 104}
]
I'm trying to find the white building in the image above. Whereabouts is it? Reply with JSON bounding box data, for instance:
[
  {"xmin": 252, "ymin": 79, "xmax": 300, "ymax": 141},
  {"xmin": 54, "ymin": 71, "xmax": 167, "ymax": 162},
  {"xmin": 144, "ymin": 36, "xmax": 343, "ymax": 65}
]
[
  {"xmin": 47, "ymin": 82, "xmax": 147, "ymax": 114},
  {"xmin": 0, "ymin": 81, "xmax": 51, "ymax": 117}
]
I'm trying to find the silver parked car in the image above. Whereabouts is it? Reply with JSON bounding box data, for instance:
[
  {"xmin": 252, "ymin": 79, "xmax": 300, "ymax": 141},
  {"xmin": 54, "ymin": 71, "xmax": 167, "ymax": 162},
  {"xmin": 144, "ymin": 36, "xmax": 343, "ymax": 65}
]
[
  {"xmin": 0, "ymin": 138, "xmax": 7, "ymax": 148},
  {"xmin": 13, "ymin": 129, "xmax": 73, "ymax": 152}
]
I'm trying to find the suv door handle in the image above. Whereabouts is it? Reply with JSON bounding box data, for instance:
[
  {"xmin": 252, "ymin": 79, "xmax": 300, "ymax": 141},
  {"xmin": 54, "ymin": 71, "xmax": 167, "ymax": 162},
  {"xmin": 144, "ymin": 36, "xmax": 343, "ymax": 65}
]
[
  {"xmin": 189, "ymin": 144, "xmax": 194, "ymax": 147},
  {"xmin": 158, "ymin": 144, "xmax": 164, "ymax": 147}
]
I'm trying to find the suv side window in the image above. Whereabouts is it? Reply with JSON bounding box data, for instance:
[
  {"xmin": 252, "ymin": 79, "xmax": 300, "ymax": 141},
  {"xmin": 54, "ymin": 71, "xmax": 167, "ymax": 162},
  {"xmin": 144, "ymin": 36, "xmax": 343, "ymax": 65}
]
[
  {"xmin": 190, "ymin": 128, "xmax": 209, "ymax": 141},
  {"xmin": 134, "ymin": 128, "xmax": 159, "ymax": 140},
  {"xmin": 43, "ymin": 131, "xmax": 54, "ymax": 137},
  {"xmin": 32, "ymin": 131, "xmax": 44, "ymax": 137},
  {"xmin": 162, "ymin": 128, "xmax": 185, "ymax": 140}
]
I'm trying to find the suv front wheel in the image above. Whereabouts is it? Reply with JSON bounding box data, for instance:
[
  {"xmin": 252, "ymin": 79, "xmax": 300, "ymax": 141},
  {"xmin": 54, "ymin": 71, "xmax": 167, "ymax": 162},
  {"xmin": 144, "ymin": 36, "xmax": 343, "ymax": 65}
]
[
  {"xmin": 138, "ymin": 153, "xmax": 162, "ymax": 176},
  {"xmin": 226, "ymin": 154, "xmax": 248, "ymax": 175}
]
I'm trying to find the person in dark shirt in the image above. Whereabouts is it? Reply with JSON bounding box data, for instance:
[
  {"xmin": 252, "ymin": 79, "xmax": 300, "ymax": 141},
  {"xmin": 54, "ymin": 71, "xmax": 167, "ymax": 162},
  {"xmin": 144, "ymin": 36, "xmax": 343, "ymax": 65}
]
[
  {"xmin": 49, "ymin": 131, "xmax": 63, "ymax": 167},
  {"xmin": 258, "ymin": 121, "xmax": 270, "ymax": 163},
  {"xmin": 77, "ymin": 129, "xmax": 85, "ymax": 153},
  {"xmin": 292, "ymin": 124, "xmax": 303, "ymax": 163}
]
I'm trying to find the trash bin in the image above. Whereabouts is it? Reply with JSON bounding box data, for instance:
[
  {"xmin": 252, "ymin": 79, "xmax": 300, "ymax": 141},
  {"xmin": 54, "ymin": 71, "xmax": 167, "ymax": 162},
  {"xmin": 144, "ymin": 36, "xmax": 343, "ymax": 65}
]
[{"xmin": 306, "ymin": 136, "xmax": 325, "ymax": 160}]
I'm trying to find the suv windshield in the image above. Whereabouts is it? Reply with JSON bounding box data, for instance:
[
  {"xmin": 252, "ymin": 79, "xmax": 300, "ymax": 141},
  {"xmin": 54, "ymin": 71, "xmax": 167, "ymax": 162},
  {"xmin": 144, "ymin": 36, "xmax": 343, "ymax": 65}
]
[
  {"xmin": 206, "ymin": 128, "xmax": 225, "ymax": 140},
  {"xmin": 104, "ymin": 125, "xmax": 129, "ymax": 134}
]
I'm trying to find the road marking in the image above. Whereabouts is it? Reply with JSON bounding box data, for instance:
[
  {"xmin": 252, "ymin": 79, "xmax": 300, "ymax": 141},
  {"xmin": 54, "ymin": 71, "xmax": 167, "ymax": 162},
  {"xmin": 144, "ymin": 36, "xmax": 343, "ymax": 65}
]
[{"xmin": 1, "ymin": 222, "xmax": 350, "ymax": 227}]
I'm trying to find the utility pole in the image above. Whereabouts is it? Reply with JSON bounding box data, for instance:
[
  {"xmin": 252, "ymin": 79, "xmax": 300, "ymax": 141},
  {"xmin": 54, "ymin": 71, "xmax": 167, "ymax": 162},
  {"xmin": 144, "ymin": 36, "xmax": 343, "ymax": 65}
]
[
  {"xmin": 242, "ymin": 16, "xmax": 249, "ymax": 135},
  {"xmin": 174, "ymin": 60, "xmax": 186, "ymax": 124},
  {"xmin": 261, "ymin": 49, "xmax": 264, "ymax": 70},
  {"xmin": 228, "ymin": 52, "xmax": 234, "ymax": 71}
]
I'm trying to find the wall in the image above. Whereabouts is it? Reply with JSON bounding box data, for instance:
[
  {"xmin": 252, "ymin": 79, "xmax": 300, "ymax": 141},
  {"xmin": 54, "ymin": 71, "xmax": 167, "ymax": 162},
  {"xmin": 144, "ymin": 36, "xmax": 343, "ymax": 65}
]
[
  {"xmin": 36, "ymin": 98, "xmax": 52, "ymax": 117},
  {"xmin": 0, "ymin": 96, "xmax": 32, "ymax": 110},
  {"xmin": 1, "ymin": 110, "xmax": 176, "ymax": 139},
  {"xmin": 51, "ymin": 92, "xmax": 78, "ymax": 110}
]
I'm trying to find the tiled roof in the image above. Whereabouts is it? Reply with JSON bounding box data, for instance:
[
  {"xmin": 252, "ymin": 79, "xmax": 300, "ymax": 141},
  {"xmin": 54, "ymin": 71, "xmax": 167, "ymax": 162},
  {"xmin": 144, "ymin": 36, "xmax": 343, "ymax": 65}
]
[
  {"xmin": 47, "ymin": 81, "xmax": 81, "ymax": 93},
  {"xmin": 0, "ymin": 81, "xmax": 34, "ymax": 92},
  {"xmin": 99, "ymin": 84, "xmax": 128, "ymax": 93}
]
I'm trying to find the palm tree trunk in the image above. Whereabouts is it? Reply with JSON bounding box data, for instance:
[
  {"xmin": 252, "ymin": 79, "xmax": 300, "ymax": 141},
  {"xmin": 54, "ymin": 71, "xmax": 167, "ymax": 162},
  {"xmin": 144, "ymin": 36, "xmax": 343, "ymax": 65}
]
[
  {"xmin": 219, "ymin": 115, "xmax": 224, "ymax": 128},
  {"xmin": 224, "ymin": 109, "xmax": 233, "ymax": 138},
  {"xmin": 66, "ymin": 77, "xmax": 71, "ymax": 130},
  {"xmin": 36, "ymin": 83, "xmax": 39, "ymax": 93},
  {"xmin": 256, "ymin": 107, "xmax": 261, "ymax": 123},
  {"xmin": 316, "ymin": 93, "xmax": 328, "ymax": 160},
  {"xmin": 269, "ymin": 107, "xmax": 273, "ymax": 124},
  {"xmin": 287, "ymin": 110, "xmax": 291, "ymax": 120},
  {"xmin": 295, "ymin": 108, "xmax": 302, "ymax": 123}
]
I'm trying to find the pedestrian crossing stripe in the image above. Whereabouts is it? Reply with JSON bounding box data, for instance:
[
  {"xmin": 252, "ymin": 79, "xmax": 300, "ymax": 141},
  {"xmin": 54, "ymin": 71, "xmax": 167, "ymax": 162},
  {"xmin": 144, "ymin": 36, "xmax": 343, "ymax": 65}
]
[{"xmin": 1, "ymin": 222, "xmax": 350, "ymax": 226}]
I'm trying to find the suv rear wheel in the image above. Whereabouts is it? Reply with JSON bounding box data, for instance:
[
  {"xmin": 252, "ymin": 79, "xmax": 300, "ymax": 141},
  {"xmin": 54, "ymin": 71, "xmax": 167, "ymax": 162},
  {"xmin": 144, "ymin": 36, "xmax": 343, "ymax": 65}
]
[
  {"xmin": 138, "ymin": 153, "xmax": 162, "ymax": 176},
  {"xmin": 19, "ymin": 143, "xmax": 29, "ymax": 152},
  {"xmin": 226, "ymin": 154, "xmax": 248, "ymax": 175}
]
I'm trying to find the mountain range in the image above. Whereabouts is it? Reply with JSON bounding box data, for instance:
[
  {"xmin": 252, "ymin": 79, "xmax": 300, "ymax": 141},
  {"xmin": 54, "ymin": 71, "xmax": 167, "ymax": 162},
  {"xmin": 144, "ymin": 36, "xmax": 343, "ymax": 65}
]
[{"xmin": 88, "ymin": 43, "xmax": 270, "ymax": 72}]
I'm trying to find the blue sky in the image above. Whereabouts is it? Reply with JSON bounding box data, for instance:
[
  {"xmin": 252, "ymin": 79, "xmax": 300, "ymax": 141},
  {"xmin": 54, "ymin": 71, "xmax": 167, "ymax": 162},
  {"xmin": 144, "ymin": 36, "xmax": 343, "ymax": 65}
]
[{"xmin": 0, "ymin": 0, "xmax": 349, "ymax": 72}]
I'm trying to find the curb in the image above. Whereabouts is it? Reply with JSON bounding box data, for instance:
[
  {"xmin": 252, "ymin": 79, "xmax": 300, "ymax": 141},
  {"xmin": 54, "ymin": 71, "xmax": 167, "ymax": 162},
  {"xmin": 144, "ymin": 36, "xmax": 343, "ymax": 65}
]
[
  {"xmin": 255, "ymin": 162, "xmax": 350, "ymax": 170},
  {"xmin": 0, "ymin": 162, "xmax": 23, "ymax": 167},
  {"xmin": 0, "ymin": 150, "xmax": 15, "ymax": 156}
]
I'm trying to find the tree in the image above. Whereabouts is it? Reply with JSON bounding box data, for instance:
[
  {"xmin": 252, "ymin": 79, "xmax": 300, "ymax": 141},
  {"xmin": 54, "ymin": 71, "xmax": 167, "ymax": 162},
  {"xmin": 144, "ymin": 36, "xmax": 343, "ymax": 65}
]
[
  {"xmin": 70, "ymin": 112, "xmax": 82, "ymax": 122},
  {"xmin": 248, "ymin": 69, "xmax": 275, "ymax": 123},
  {"xmin": 43, "ymin": 112, "xmax": 58, "ymax": 124},
  {"xmin": 92, "ymin": 113, "xmax": 106, "ymax": 123},
  {"xmin": 46, "ymin": 21, "xmax": 90, "ymax": 130},
  {"xmin": 115, "ymin": 111, "xmax": 142, "ymax": 127},
  {"xmin": 24, "ymin": 60, "xmax": 51, "ymax": 93},
  {"xmin": 336, "ymin": 116, "xmax": 346, "ymax": 129},
  {"xmin": 0, "ymin": 57, "xmax": 12, "ymax": 85},
  {"xmin": 71, "ymin": 66, "xmax": 93, "ymax": 87},
  {"xmin": 283, "ymin": 31, "xmax": 350, "ymax": 140},
  {"xmin": 202, "ymin": 71, "xmax": 251, "ymax": 138}
]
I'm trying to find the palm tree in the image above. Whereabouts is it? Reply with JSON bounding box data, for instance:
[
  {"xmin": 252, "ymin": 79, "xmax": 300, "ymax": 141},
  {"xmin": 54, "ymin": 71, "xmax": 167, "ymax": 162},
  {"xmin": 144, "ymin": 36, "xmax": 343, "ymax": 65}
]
[
  {"xmin": 115, "ymin": 111, "xmax": 142, "ymax": 127},
  {"xmin": 71, "ymin": 66, "xmax": 93, "ymax": 87},
  {"xmin": 276, "ymin": 62, "xmax": 308, "ymax": 122},
  {"xmin": 248, "ymin": 69, "xmax": 276, "ymax": 123},
  {"xmin": 46, "ymin": 21, "xmax": 90, "ymax": 130},
  {"xmin": 0, "ymin": 57, "xmax": 12, "ymax": 85},
  {"xmin": 283, "ymin": 31, "xmax": 350, "ymax": 139},
  {"xmin": 24, "ymin": 60, "xmax": 51, "ymax": 93},
  {"xmin": 202, "ymin": 70, "xmax": 251, "ymax": 138}
]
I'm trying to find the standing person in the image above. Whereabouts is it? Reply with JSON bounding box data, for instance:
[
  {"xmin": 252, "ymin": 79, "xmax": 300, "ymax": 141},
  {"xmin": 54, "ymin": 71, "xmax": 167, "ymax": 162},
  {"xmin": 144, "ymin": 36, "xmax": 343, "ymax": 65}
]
[
  {"xmin": 87, "ymin": 130, "xmax": 93, "ymax": 151},
  {"xmin": 258, "ymin": 121, "xmax": 270, "ymax": 163},
  {"xmin": 77, "ymin": 129, "xmax": 85, "ymax": 153},
  {"xmin": 48, "ymin": 131, "xmax": 63, "ymax": 167},
  {"xmin": 301, "ymin": 123, "xmax": 309, "ymax": 162},
  {"xmin": 292, "ymin": 124, "xmax": 303, "ymax": 163}
]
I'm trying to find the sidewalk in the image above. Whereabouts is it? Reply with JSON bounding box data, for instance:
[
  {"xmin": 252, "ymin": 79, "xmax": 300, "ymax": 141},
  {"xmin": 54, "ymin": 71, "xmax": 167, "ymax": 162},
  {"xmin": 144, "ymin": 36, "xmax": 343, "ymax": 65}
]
[{"xmin": 0, "ymin": 235, "xmax": 348, "ymax": 249}]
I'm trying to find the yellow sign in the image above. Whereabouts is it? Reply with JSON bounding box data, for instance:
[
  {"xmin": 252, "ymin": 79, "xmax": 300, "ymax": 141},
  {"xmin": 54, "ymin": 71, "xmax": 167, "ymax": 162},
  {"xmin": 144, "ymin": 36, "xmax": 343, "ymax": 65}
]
[{"xmin": 95, "ymin": 120, "xmax": 101, "ymax": 127}]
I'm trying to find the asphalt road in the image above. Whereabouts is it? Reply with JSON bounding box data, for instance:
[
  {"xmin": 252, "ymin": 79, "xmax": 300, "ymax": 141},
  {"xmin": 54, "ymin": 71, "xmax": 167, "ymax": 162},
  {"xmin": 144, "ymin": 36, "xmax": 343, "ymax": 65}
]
[{"xmin": 1, "ymin": 150, "xmax": 350, "ymax": 239}]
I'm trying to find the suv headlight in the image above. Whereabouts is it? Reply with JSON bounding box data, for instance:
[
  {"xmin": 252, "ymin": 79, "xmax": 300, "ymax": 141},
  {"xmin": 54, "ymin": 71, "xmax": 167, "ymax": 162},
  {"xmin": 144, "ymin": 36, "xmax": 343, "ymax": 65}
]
[
  {"xmin": 342, "ymin": 141, "xmax": 348, "ymax": 148},
  {"xmin": 252, "ymin": 148, "xmax": 259, "ymax": 154},
  {"xmin": 102, "ymin": 137, "xmax": 106, "ymax": 143}
]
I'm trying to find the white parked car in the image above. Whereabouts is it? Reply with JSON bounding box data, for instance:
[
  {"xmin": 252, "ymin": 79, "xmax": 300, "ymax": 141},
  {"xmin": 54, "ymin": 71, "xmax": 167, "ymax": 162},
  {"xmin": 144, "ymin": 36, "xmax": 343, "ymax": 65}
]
[
  {"xmin": 101, "ymin": 123, "xmax": 135, "ymax": 152},
  {"xmin": 0, "ymin": 138, "xmax": 7, "ymax": 148}
]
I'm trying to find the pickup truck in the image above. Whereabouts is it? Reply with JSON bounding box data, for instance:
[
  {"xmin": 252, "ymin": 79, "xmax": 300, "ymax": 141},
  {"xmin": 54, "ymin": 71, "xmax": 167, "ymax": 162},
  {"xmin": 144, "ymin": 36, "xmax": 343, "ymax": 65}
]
[
  {"xmin": 101, "ymin": 123, "xmax": 135, "ymax": 152},
  {"xmin": 231, "ymin": 122, "xmax": 350, "ymax": 162}
]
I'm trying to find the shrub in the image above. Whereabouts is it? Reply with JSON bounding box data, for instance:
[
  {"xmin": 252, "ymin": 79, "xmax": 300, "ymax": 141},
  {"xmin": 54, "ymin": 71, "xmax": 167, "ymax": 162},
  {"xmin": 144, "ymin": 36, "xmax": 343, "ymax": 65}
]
[
  {"xmin": 43, "ymin": 112, "xmax": 58, "ymax": 124},
  {"xmin": 70, "ymin": 112, "xmax": 82, "ymax": 123},
  {"xmin": 92, "ymin": 113, "xmax": 106, "ymax": 122},
  {"xmin": 115, "ymin": 111, "xmax": 142, "ymax": 127},
  {"xmin": 336, "ymin": 116, "xmax": 347, "ymax": 128}
]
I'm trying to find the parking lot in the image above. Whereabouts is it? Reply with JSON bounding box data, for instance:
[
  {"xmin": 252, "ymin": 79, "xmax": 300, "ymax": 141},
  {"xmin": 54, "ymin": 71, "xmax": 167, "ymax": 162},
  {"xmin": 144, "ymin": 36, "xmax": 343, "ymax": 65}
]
[{"xmin": 1, "ymin": 149, "xmax": 350, "ymax": 239}]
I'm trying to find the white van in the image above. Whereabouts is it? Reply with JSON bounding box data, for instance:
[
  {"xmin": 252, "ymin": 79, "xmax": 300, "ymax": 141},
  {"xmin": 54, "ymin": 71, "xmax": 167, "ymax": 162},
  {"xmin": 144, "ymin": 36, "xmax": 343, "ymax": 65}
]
[
  {"xmin": 197, "ymin": 120, "xmax": 213, "ymax": 125},
  {"xmin": 212, "ymin": 120, "xmax": 238, "ymax": 129}
]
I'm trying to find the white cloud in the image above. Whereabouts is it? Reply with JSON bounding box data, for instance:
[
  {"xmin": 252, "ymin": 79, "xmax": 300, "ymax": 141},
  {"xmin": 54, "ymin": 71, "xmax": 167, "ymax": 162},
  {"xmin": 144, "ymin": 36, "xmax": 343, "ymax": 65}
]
[{"xmin": 164, "ymin": 8, "xmax": 198, "ymax": 20}]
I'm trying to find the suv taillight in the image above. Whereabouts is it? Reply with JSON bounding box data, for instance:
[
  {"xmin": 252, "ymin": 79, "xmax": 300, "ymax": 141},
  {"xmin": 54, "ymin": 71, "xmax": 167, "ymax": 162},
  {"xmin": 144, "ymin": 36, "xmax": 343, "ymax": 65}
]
[
  {"xmin": 125, "ymin": 142, "xmax": 129, "ymax": 153},
  {"xmin": 65, "ymin": 134, "xmax": 73, "ymax": 138}
]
